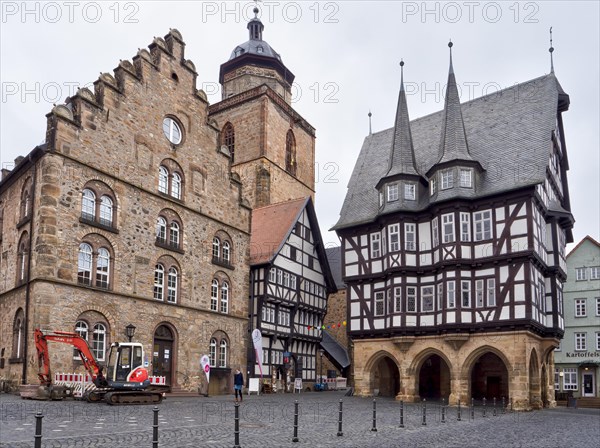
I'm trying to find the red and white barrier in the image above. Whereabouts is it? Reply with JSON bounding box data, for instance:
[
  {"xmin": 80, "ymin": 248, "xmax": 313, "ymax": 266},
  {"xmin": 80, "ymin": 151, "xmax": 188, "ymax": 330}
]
[{"xmin": 54, "ymin": 372, "xmax": 167, "ymax": 398}]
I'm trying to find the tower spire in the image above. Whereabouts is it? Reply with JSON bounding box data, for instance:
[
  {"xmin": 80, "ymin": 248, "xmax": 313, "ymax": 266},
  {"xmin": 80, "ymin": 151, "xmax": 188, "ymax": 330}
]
[
  {"xmin": 549, "ymin": 27, "xmax": 555, "ymax": 73},
  {"xmin": 248, "ymin": 5, "xmax": 264, "ymax": 40}
]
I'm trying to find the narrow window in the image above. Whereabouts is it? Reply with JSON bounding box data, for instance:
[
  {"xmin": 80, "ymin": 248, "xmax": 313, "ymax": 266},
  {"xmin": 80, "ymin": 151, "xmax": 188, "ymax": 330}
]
[
  {"xmin": 421, "ymin": 286, "xmax": 434, "ymax": 312},
  {"xmin": 167, "ymin": 267, "xmax": 178, "ymax": 303},
  {"xmin": 487, "ymin": 278, "xmax": 496, "ymax": 306},
  {"xmin": 407, "ymin": 287, "xmax": 416, "ymax": 312},
  {"xmin": 154, "ymin": 264, "xmax": 165, "ymax": 300},
  {"xmin": 219, "ymin": 340, "xmax": 228, "ymax": 367},
  {"xmin": 222, "ymin": 241, "xmax": 231, "ymax": 263},
  {"xmin": 461, "ymin": 280, "xmax": 471, "ymax": 307},
  {"xmin": 92, "ymin": 323, "xmax": 106, "ymax": 361},
  {"xmin": 437, "ymin": 283, "xmax": 443, "ymax": 310},
  {"xmin": 158, "ymin": 166, "xmax": 169, "ymax": 194},
  {"xmin": 212, "ymin": 237, "xmax": 220, "ymax": 260},
  {"xmin": 575, "ymin": 299, "xmax": 587, "ymax": 317},
  {"xmin": 220, "ymin": 282, "xmax": 229, "ymax": 313},
  {"xmin": 459, "ymin": 169, "xmax": 472, "ymax": 188},
  {"xmin": 430, "ymin": 177, "xmax": 437, "ymax": 196},
  {"xmin": 211, "ymin": 279, "xmax": 219, "ymax": 311},
  {"xmin": 432, "ymin": 217, "xmax": 439, "ymax": 247},
  {"xmin": 172, "ymin": 173, "xmax": 182, "ymax": 199},
  {"xmin": 156, "ymin": 217, "xmax": 167, "ymax": 243},
  {"xmin": 222, "ymin": 123, "xmax": 235, "ymax": 163},
  {"xmin": 99, "ymin": 196, "xmax": 113, "ymax": 226},
  {"xmin": 404, "ymin": 183, "xmax": 415, "ymax": 200},
  {"xmin": 442, "ymin": 213, "xmax": 455, "ymax": 243},
  {"xmin": 387, "ymin": 184, "xmax": 399, "ymax": 202},
  {"xmin": 95, "ymin": 248, "xmax": 110, "ymax": 289},
  {"xmin": 389, "ymin": 224, "xmax": 400, "ymax": 252},
  {"xmin": 269, "ymin": 268, "xmax": 276, "ymax": 283},
  {"xmin": 460, "ymin": 212, "xmax": 471, "ymax": 242},
  {"xmin": 405, "ymin": 223, "xmax": 416, "ymax": 251},
  {"xmin": 209, "ymin": 339, "xmax": 217, "ymax": 367},
  {"xmin": 374, "ymin": 291, "xmax": 385, "ymax": 316},
  {"xmin": 441, "ymin": 169, "xmax": 454, "ymax": 189},
  {"xmin": 78, "ymin": 243, "xmax": 93, "ymax": 286},
  {"xmin": 285, "ymin": 130, "xmax": 297, "ymax": 176},
  {"xmin": 394, "ymin": 287, "xmax": 402, "ymax": 313},
  {"xmin": 447, "ymin": 281, "xmax": 456, "ymax": 308},
  {"xmin": 475, "ymin": 279, "xmax": 484, "ymax": 307},
  {"xmin": 82, "ymin": 189, "xmax": 96, "ymax": 221},
  {"xmin": 575, "ymin": 332, "xmax": 587, "ymax": 351},
  {"xmin": 474, "ymin": 210, "xmax": 492, "ymax": 241},
  {"xmin": 371, "ymin": 233, "xmax": 381, "ymax": 258},
  {"xmin": 74, "ymin": 320, "xmax": 88, "ymax": 359},
  {"xmin": 169, "ymin": 221, "xmax": 180, "ymax": 248}
]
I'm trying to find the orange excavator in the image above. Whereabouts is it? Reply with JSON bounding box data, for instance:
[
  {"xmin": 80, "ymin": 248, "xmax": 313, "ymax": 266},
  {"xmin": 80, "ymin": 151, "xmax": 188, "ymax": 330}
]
[{"xmin": 32, "ymin": 328, "xmax": 163, "ymax": 405}]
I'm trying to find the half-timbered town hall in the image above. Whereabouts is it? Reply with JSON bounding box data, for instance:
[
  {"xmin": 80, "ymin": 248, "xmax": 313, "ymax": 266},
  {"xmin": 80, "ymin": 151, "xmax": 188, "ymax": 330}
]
[{"xmin": 333, "ymin": 44, "xmax": 574, "ymax": 410}]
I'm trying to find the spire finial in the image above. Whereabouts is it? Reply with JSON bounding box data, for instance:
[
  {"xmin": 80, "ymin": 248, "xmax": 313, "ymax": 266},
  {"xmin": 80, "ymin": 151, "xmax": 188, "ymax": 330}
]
[
  {"xmin": 549, "ymin": 27, "xmax": 555, "ymax": 73},
  {"xmin": 448, "ymin": 40, "xmax": 454, "ymax": 74},
  {"xmin": 399, "ymin": 59, "xmax": 405, "ymax": 91},
  {"xmin": 368, "ymin": 110, "xmax": 372, "ymax": 135}
]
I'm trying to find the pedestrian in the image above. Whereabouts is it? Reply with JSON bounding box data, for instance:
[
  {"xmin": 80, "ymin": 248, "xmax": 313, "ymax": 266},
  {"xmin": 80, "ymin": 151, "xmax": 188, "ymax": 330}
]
[{"xmin": 233, "ymin": 369, "xmax": 244, "ymax": 403}]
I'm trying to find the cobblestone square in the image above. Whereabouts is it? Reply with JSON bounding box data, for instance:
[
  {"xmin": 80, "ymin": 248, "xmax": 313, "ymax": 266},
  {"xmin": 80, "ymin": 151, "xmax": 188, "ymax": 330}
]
[{"xmin": 1, "ymin": 391, "xmax": 598, "ymax": 447}]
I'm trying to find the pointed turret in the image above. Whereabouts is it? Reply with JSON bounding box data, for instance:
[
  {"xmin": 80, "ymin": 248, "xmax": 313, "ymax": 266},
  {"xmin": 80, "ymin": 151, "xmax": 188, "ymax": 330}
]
[
  {"xmin": 436, "ymin": 41, "xmax": 476, "ymax": 166},
  {"xmin": 387, "ymin": 60, "xmax": 420, "ymax": 178}
]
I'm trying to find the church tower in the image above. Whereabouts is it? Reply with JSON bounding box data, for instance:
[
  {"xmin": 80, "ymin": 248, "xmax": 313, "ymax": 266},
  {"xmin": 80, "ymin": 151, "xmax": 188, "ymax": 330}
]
[{"xmin": 209, "ymin": 7, "xmax": 316, "ymax": 208}]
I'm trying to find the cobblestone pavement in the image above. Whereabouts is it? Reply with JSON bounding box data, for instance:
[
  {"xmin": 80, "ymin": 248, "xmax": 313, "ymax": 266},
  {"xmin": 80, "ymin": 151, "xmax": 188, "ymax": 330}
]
[{"xmin": 1, "ymin": 391, "xmax": 599, "ymax": 448}]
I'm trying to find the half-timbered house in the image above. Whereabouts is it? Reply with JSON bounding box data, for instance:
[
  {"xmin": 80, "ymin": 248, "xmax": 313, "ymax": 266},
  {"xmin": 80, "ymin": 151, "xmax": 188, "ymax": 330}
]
[
  {"xmin": 249, "ymin": 197, "xmax": 336, "ymax": 391},
  {"xmin": 333, "ymin": 45, "xmax": 573, "ymax": 409}
]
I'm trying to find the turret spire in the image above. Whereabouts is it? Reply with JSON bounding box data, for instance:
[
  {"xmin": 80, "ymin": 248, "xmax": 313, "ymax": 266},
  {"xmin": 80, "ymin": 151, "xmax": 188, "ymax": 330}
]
[
  {"xmin": 549, "ymin": 27, "xmax": 555, "ymax": 73},
  {"xmin": 248, "ymin": 6, "xmax": 264, "ymax": 40},
  {"xmin": 435, "ymin": 41, "xmax": 476, "ymax": 165},
  {"xmin": 386, "ymin": 59, "xmax": 419, "ymax": 177}
]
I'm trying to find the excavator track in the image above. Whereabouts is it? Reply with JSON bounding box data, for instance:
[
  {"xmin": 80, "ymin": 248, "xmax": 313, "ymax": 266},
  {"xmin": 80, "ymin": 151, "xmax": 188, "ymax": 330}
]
[{"xmin": 104, "ymin": 391, "xmax": 163, "ymax": 405}]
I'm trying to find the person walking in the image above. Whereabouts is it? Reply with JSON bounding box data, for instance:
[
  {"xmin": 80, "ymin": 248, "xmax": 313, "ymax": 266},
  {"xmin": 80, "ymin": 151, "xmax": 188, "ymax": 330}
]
[{"xmin": 233, "ymin": 369, "xmax": 244, "ymax": 403}]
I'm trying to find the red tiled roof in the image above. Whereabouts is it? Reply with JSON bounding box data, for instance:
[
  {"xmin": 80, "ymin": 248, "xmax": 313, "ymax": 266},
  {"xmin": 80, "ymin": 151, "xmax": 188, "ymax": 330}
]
[{"xmin": 250, "ymin": 197, "xmax": 309, "ymax": 265}]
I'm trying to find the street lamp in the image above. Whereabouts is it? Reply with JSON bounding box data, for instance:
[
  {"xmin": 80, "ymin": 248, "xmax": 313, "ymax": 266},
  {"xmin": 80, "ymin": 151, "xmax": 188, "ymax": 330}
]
[
  {"xmin": 319, "ymin": 348, "xmax": 324, "ymax": 389},
  {"xmin": 125, "ymin": 323, "xmax": 136, "ymax": 342}
]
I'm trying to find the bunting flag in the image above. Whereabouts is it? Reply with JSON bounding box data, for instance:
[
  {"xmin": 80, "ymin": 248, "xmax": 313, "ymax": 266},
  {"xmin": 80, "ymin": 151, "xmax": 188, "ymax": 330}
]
[
  {"xmin": 251, "ymin": 328, "xmax": 264, "ymax": 378},
  {"xmin": 200, "ymin": 355, "xmax": 210, "ymax": 383},
  {"xmin": 307, "ymin": 321, "xmax": 347, "ymax": 331}
]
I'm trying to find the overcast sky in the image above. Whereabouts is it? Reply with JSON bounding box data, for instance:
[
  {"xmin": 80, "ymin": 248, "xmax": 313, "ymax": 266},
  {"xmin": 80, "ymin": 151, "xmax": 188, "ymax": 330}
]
[{"xmin": 1, "ymin": 1, "xmax": 598, "ymax": 252}]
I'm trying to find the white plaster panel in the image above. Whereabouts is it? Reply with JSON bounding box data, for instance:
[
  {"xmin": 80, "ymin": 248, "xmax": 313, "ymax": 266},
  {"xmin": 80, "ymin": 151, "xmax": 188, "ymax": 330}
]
[
  {"xmin": 511, "ymin": 219, "xmax": 527, "ymax": 236},
  {"xmin": 374, "ymin": 319, "xmax": 385, "ymax": 330},
  {"xmin": 461, "ymin": 246, "xmax": 471, "ymax": 259},
  {"xmin": 500, "ymin": 307, "xmax": 510, "ymax": 320},
  {"xmin": 420, "ymin": 315, "xmax": 434, "ymax": 326},
  {"xmin": 446, "ymin": 312, "xmax": 455, "ymax": 324},
  {"xmin": 393, "ymin": 316, "xmax": 401, "ymax": 327},
  {"xmin": 345, "ymin": 250, "xmax": 358, "ymax": 264},
  {"xmin": 346, "ymin": 265, "xmax": 358, "ymax": 276},
  {"xmin": 514, "ymin": 283, "xmax": 525, "ymax": 301},
  {"xmin": 372, "ymin": 260, "xmax": 382, "ymax": 273},
  {"xmin": 420, "ymin": 253, "xmax": 432, "ymax": 265},
  {"xmin": 406, "ymin": 254, "xmax": 416, "ymax": 266},
  {"xmin": 351, "ymin": 319, "xmax": 360, "ymax": 331},
  {"xmin": 419, "ymin": 222, "xmax": 431, "ymax": 250},
  {"xmin": 361, "ymin": 235, "xmax": 367, "ymax": 246},
  {"xmin": 461, "ymin": 312, "xmax": 471, "ymax": 323},
  {"xmin": 362, "ymin": 248, "xmax": 369, "ymax": 260},
  {"xmin": 515, "ymin": 305, "xmax": 525, "ymax": 319},
  {"xmin": 350, "ymin": 302, "xmax": 360, "ymax": 317},
  {"xmin": 500, "ymin": 266, "xmax": 508, "ymax": 284},
  {"xmin": 406, "ymin": 316, "xmax": 417, "ymax": 326},
  {"xmin": 496, "ymin": 207, "xmax": 505, "ymax": 221},
  {"xmin": 515, "ymin": 265, "xmax": 524, "ymax": 281},
  {"xmin": 512, "ymin": 237, "xmax": 528, "ymax": 253}
]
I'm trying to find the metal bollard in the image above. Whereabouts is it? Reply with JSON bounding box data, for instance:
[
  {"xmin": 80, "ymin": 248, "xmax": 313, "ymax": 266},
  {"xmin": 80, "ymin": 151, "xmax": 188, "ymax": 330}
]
[
  {"xmin": 421, "ymin": 399, "xmax": 427, "ymax": 426},
  {"xmin": 493, "ymin": 397, "xmax": 497, "ymax": 416},
  {"xmin": 234, "ymin": 402, "xmax": 241, "ymax": 448},
  {"xmin": 502, "ymin": 396, "xmax": 506, "ymax": 414},
  {"xmin": 441, "ymin": 398, "xmax": 446, "ymax": 423},
  {"xmin": 292, "ymin": 400, "xmax": 299, "ymax": 442},
  {"xmin": 510, "ymin": 397, "xmax": 513, "ymax": 412},
  {"xmin": 371, "ymin": 399, "xmax": 377, "ymax": 432},
  {"xmin": 34, "ymin": 412, "xmax": 43, "ymax": 448},
  {"xmin": 399, "ymin": 400, "xmax": 405, "ymax": 428},
  {"xmin": 337, "ymin": 399, "xmax": 343, "ymax": 437},
  {"xmin": 470, "ymin": 398, "xmax": 474, "ymax": 420},
  {"xmin": 152, "ymin": 406, "xmax": 159, "ymax": 448},
  {"xmin": 457, "ymin": 399, "xmax": 462, "ymax": 421},
  {"xmin": 483, "ymin": 397, "xmax": 487, "ymax": 418}
]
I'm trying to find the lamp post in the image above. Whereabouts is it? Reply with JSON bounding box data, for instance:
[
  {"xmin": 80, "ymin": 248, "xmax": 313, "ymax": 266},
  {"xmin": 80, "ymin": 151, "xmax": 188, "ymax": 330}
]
[
  {"xmin": 125, "ymin": 323, "xmax": 136, "ymax": 342},
  {"xmin": 319, "ymin": 348, "xmax": 324, "ymax": 390}
]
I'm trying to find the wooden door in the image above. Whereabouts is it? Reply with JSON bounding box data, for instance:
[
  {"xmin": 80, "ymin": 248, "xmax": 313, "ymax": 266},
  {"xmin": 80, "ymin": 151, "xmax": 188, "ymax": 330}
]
[{"xmin": 153, "ymin": 325, "xmax": 174, "ymax": 385}]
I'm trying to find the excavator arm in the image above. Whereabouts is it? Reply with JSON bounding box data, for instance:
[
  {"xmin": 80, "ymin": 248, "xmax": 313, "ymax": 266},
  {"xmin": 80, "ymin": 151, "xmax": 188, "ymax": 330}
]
[{"xmin": 34, "ymin": 328, "xmax": 105, "ymax": 387}]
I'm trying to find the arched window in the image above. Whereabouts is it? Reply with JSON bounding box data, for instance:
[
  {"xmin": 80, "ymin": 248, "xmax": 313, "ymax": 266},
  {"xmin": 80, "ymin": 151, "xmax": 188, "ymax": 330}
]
[
  {"xmin": 211, "ymin": 279, "xmax": 219, "ymax": 311},
  {"xmin": 158, "ymin": 166, "xmax": 169, "ymax": 194},
  {"xmin": 92, "ymin": 323, "xmax": 106, "ymax": 361},
  {"xmin": 82, "ymin": 189, "xmax": 96, "ymax": 220},
  {"xmin": 99, "ymin": 196, "xmax": 113, "ymax": 226},
  {"xmin": 220, "ymin": 282, "xmax": 229, "ymax": 313},
  {"xmin": 219, "ymin": 339, "xmax": 228, "ymax": 367},
  {"xmin": 170, "ymin": 222, "xmax": 180, "ymax": 247},
  {"xmin": 156, "ymin": 217, "xmax": 167, "ymax": 243},
  {"xmin": 212, "ymin": 237, "xmax": 220, "ymax": 260},
  {"xmin": 17, "ymin": 232, "xmax": 29, "ymax": 285},
  {"xmin": 74, "ymin": 320, "xmax": 89, "ymax": 359},
  {"xmin": 154, "ymin": 264, "xmax": 165, "ymax": 300},
  {"xmin": 222, "ymin": 241, "xmax": 231, "ymax": 263},
  {"xmin": 209, "ymin": 338, "xmax": 217, "ymax": 367},
  {"xmin": 172, "ymin": 173, "xmax": 182, "ymax": 199},
  {"xmin": 167, "ymin": 267, "xmax": 178, "ymax": 303},
  {"xmin": 78, "ymin": 243, "xmax": 93, "ymax": 285},
  {"xmin": 285, "ymin": 130, "xmax": 296, "ymax": 176},
  {"xmin": 222, "ymin": 123, "xmax": 235, "ymax": 163},
  {"xmin": 11, "ymin": 309, "xmax": 25, "ymax": 361},
  {"xmin": 96, "ymin": 248, "xmax": 110, "ymax": 289}
]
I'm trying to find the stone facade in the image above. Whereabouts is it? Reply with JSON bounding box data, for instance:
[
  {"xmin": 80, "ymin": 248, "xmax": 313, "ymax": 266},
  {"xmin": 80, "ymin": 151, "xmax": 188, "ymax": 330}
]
[{"xmin": 0, "ymin": 30, "xmax": 251, "ymax": 395}]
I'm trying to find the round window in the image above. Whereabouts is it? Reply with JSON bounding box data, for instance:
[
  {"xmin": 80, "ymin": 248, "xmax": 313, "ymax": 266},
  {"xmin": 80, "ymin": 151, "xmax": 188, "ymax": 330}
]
[{"xmin": 163, "ymin": 117, "xmax": 182, "ymax": 145}]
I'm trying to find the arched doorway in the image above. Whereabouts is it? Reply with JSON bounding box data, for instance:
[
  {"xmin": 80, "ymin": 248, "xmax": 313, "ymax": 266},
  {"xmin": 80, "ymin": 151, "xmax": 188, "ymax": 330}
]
[
  {"xmin": 418, "ymin": 354, "xmax": 451, "ymax": 401},
  {"xmin": 153, "ymin": 325, "xmax": 174, "ymax": 385},
  {"xmin": 371, "ymin": 356, "xmax": 400, "ymax": 397},
  {"xmin": 470, "ymin": 352, "xmax": 509, "ymax": 401}
]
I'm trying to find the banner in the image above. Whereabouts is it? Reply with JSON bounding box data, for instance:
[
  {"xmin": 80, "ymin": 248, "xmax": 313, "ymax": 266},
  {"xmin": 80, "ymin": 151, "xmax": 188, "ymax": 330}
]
[
  {"xmin": 200, "ymin": 354, "xmax": 210, "ymax": 383},
  {"xmin": 251, "ymin": 328, "xmax": 263, "ymax": 377}
]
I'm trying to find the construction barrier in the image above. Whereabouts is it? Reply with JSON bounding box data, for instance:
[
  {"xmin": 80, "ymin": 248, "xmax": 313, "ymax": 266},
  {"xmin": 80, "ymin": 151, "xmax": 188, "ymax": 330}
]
[{"xmin": 53, "ymin": 373, "xmax": 167, "ymax": 398}]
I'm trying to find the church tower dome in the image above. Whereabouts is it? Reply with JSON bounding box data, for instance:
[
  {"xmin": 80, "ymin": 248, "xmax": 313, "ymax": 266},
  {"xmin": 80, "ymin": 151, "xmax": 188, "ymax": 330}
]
[{"xmin": 219, "ymin": 6, "xmax": 295, "ymax": 102}]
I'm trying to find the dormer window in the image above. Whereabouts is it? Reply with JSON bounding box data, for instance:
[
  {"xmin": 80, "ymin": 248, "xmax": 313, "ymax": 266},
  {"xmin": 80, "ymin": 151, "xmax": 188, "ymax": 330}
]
[
  {"xmin": 404, "ymin": 183, "xmax": 416, "ymax": 200},
  {"xmin": 379, "ymin": 191, "xmax": 384, "ymax": 207},
  {"xmin": 459, "ymin": 169, "xmax": 472, "ymax": 188},
  {"xmin": 430, "ymin": 177, "xmax": 437, "ymax": 196},
  {"xmin": 257, "ymin": 46, "xmax": 264, "ymax": 53},
  {"xmin": 387, "ymin": 184, "xmax": 399, "ymax": 202},
  {"xmin": 441, "ymin": 169, "xmax": 454, "ymax": 190}
]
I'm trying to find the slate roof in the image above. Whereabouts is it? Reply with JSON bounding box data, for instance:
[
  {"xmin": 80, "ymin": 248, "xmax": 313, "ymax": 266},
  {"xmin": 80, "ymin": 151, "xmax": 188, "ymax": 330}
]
[
  {"xmin": 320, "ymin": 330, "xmax": 350, "ymax": 369},
  {"xmin": 250, "ymin": 197, "xmax": 308, "ymax": 265},
  {"xmin": 325, "ymin": 246, "xmax": 345, "ymax": 290},
  {"xmin": 333, "ymin": 73, "xmax": 568, "ymax": 230}
]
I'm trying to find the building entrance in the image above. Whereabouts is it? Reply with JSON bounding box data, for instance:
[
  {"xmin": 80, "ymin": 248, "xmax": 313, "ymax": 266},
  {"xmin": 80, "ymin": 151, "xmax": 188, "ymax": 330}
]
[
  {"xmin": 583, "ymin": 372, "xmax": 595, "ymax": 397},
  {"xmin": 418, "ymin": 354, "xmax": 450, "ymax": 401}
]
